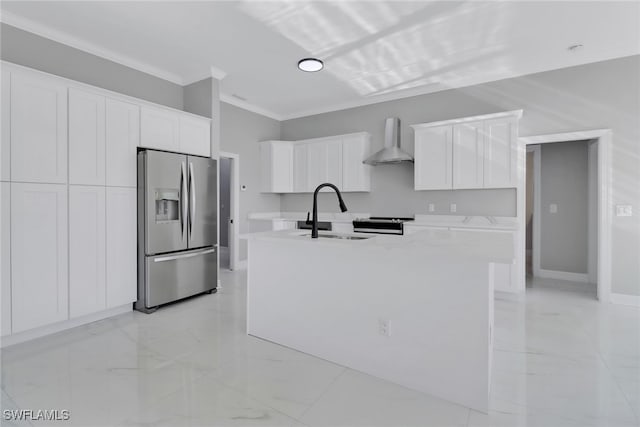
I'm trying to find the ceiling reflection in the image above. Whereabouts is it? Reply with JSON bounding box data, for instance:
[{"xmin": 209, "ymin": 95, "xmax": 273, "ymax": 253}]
[{"xmin": 239, "ymin": 1, "xmax": 512, "ymax": 97}]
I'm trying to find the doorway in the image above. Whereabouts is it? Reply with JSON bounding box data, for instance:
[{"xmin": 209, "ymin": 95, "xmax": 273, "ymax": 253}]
[
  {"xmin": 219, "ymin": 151, "xmax": 240, "ymax": 271},
  {"xmin": 520, "ymin": 130, "xmax": 612, "ymax": 302}
]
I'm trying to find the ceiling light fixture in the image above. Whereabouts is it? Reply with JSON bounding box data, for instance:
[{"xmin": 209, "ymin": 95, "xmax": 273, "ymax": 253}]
[{"xmin": 298, "ymin": 58, "xmax": 324, "ymax": 72}]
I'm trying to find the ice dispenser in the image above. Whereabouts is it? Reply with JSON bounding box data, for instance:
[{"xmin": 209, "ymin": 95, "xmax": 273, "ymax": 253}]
[{"xmin": 154, "ymin": 189, "xmax": 180, "ymax": 222}]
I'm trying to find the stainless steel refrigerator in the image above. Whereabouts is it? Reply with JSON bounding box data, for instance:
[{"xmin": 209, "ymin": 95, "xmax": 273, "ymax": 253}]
[{"xmin": 136, "ymin": 149, "xmax": 217, "ymax": 313}]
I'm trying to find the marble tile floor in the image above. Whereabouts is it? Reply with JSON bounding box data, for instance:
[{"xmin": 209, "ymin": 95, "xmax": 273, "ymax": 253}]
[{"xmin": 1, "ymin": 272, "xmax": 638, "ymax": 427}]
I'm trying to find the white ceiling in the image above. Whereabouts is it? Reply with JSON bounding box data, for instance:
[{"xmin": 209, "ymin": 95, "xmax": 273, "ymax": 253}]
[{"xmin": 1, "ymin": 1, "xmax": 639, "ymax": 120}]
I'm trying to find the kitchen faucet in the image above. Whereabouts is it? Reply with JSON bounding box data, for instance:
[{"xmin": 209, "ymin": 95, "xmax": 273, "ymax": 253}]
[{"xmin": 309, "ymin": 183, "xmax": 348, "ymax": 238}]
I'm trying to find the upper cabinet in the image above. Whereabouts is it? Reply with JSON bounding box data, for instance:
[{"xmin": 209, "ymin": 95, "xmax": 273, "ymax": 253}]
[
  {"xmin": 141, "ymin": 106, "xmax": 211, "ymax": 157},
  {"xmin": 179, "ymin": 115, "xmax": 211, "ymax": 157},
  {"xmin": 69, "ymin": 88, "xmax": 106, "ymax": 185},
  {"xmin": 9, "ymin": 69, "xmax": 68, "ymax": 184},
  {"xmin": 260, "ymin": 132, "xmax": 371, "ymax": 193},
  {"xmin": 260, "ymin": 141, "xmax": 293, "ymax": 193},
  {"xmin": 140, "ymin": 106, "xmax": 180, "ymax": 152},
  {"xmin": 412, "ymin": 111, "xmax": 522, "ymax": 190},
  {"xmin": 106, "ymin": 98, "xmax": 140, "ymax": 187}
]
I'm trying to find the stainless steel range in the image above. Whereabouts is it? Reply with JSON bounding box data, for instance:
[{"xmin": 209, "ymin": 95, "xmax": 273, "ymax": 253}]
[{"xmin": 352, "ymin": 216, "xmax": 414, "ymax": 235}]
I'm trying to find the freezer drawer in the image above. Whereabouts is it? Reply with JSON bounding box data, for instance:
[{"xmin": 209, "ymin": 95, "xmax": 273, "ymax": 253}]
[{"xmin": 143, "ymin": 247, "xmax": 217, "ymax": 308}]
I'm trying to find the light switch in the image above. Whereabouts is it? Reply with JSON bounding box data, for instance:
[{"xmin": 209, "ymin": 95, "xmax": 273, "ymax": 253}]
[
  {"xmin": 616, "ymin": 205, "xmax": 633, "ymax": 217},
  {"xmin": 428, "ymin": 203, "xmax": 435, "ymax": 212},
  {"xmin": 549, "ymin": 203, "xmax": 558, "ymax": 214},
  {"xmin": 450, "ymin": 203, "xmax": 457, "ymax": 213}
]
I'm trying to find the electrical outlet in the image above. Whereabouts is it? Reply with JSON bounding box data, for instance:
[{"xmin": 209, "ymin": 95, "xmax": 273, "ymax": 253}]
[
  {"xmin": 378, "ymin": 319, "xmax": 391, "ymax": 337},
  {"xmin": 428, "ymin": 203, "xmax": 435, "ymax": 212},
  {"xmin": 616, "ymin": 205, "xmax": 632, "ymax": 217},
  {"xmin": 549, "ymin": 203, "xmax": 558, "ymax": 214},
  {"xmin": 450, "ymin": 203, "xmax": 457, "ymax": 213}
]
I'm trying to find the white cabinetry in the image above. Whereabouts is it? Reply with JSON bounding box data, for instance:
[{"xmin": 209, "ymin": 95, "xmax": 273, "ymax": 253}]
[
  {"xmin": 106, "ymin": 187, "xmax": 137, "ymax": 308},
  {"xmin": 10, "ymin": 70, "xmax": 67, "ymax": 184},
  {"xmin": 69, "ymin": 88, "xmax": 106, "ymax": 185},
  {"xmin": 260, "ymin": 141, "xmax": 293, "ymax": 193},
  {"xmin": 141, "ymin": 106, "xmax": 180, "ymax": 152},
  {"xmin": 106, "ymin": 98, "xmax": 140, "ymax": 187},
  {"xmin": 11, "ymin": 183, "xmax": 68, "ymax": 333},
  {"xmin": 260, "ymin": 132, "xmax": 371, "ymax": 193},
  {"xmin": 342, "ymin": 134, "xmax": 372, "ymax": 192},
  {"xmin": 412, "ymin": 111, "xmax": 521, "ymax": 190},
  {"xmin": 69, "ymin": 186, "xmax": 106, "ymax": 318},
  {"xmin": 414, "ymin": 126, "xmax": 453, "ymax": 190},
  {"xmin": 179, "ymin": 115, "xmax": 211, "ymax": 157},
  {"xmin": 483, "ymin": 118, "xmax": 518, "ymax": 188},
  {"xmin": 293, "ymin": 144, "xmax": 308, "ymax": 193},
  {"xmin": 452, "ymin": 122, "xmax": 484, "ymax": 189},
  {"xmin": 1, "ymin": 182, "xmax": 10, "ymax": 336},
  {"xmin": 1, "ymin": 70, "xmax": 10, "ymax": 181}
]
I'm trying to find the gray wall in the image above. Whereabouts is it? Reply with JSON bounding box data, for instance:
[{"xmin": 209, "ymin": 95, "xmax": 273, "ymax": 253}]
[
  {"xmin": 1, "ymin": 23, "xmax": 184, "ymax": 109},
  {"xmin": 220, "ymin": 102, "xmax": 281, "ymax": 261},
  {"xmin": 281, "ymin": 55, "xmax": 640, "ymax": 297},
  {"xmin": 183, "ymin": 78, "xmax": 213, "ymax": 117},
  {"xmin": 539, "ymin": 141, "xmax": 589, "ymax": 274}
]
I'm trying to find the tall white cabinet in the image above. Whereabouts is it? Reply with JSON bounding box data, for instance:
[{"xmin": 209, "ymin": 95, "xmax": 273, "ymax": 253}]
[
  {"xmin": 9, "ymin": 70, "xmax": 68, "ymax": 184},
  {"xmin": 11, "ymin": 183, "xmax": 68, "ymax": 333},
  {"xmin": 1, "ymin": 61, "xmax": 212, "ymax": 345}
]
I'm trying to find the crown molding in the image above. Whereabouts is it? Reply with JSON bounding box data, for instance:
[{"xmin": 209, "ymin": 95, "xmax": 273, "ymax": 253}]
[
  {"xmin": 0, "ymin": 10, "xmax": 188, "ymax": 85},
  {"xmin": 219, "ymin": 93, "xmax": 283, "ymax": 121}
]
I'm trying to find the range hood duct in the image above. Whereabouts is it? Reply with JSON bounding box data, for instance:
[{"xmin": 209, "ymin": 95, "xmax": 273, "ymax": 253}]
[{"xmin": 363, "ymin": 117, "xmax": 414, "ymax": 165}]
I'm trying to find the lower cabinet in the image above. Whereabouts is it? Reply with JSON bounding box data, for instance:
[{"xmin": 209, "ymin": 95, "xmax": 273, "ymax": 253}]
[
  {"xmin": 11, "ymin": 183, "xmax": 68, "ymax": 333},
  {"xmin": 1, "ymin": 182, "xmax": 11, "ymax": 336},
  {"xmin": 69, "ymin": 186, "xmax": 106, "ymax": 318},
  {"xmin": 106, "ymin": 187, "xmax": 137, "ymax": 308}
]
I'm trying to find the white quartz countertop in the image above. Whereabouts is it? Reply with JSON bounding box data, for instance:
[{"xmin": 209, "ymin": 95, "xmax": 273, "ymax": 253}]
[
  {"xmin": 247, "ymin": 211, "xmax": 369, "ymax": 223},
  {"xmin": 244, "ymin": 228, "xmax": 514, "ymax": 264}
]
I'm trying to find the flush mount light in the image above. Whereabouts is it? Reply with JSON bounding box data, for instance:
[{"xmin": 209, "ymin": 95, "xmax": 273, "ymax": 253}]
[{"xmin": 298, "ymin": 58, "xmax": 324, "ymax": 72}]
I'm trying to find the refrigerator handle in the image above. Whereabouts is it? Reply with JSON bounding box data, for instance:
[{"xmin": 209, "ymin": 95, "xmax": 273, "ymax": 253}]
[
  {"xmin": 181, "ymin": 161, "xmax": 188, "ymax": 241},
  {"xmin": 189, "ymin": 161, "xmax": 196, "ymax": 241}
]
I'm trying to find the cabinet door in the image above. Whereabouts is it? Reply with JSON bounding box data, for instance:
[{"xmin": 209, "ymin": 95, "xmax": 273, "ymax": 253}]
[
  {"xmin": 10, "ymin": 71, "xmax": 67, "ymax": 183},
  {"xmin": 69, "ymin": 88, "xmax": 106, "ymax": 185},
  {"xmin": 414, "ymin": 127, "xmax": 453, "ymax": 190},
  {"xmin": 1, "ymin": 183, "xmax": 10, "ymax": 336},
  {"xmin": 483, "ymin": 118, "xmax": 518, "ymax": 188},
  {"xmin": 453, "ymin": 122, "xmax": 484, "ymax": 189},
  {"xmin": 342, "ymin": 134, "xmax": 371, "ymax": 192},
  {"xmin": 179, "ymin": 115, "xmax": 211, "ymax": 157},
  {"xmin": 106, "ymin": 98, "xmax": 140, "ymax": 187},
  {"xmin": 11, "ymin": 183, "xmax": 68, "ymax": 333},
  {"xmin": 325, "ymin": 139, "xmax": 343, "ymax": 190},
  {"xmin": 69, "ymin": 185, "xmax": 106, "ymax": 318},
  {"xmin": 260, "ymin": 141, "xmax": 293, "ymax": 193},
  {"xmin": 306, "ymin": 142, "xmax": 326, "ymax": 191},
  {"xmin": 106, "ymin": 187, "xmax": 137, "ymax": 308},
  {"xmin": 1, "ymin": 69, "xmax": 9, "ymax": 182},
  {"xmin": 140, "ymin": 106, "xmax": 180, "ymax": 152},
  {"xmin": 293, "ymin": 144, "xmax": 308, "ymax": 192}
]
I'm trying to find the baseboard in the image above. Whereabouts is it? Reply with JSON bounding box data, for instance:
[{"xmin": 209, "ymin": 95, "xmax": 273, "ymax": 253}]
[
  {"xmin": 0, "ymin": 304, "xmax": 132, "ymax": 348},
  {"xmin": 495, "ymin": 290, "xmax": 526, "ymax": 302},
  {"xmin": 610, "ymin": 293, "xmax": 640, "ymax": 307},
  {"xmin": 536, "ymin": 269, "xmax": 589, "ymax": 283}
]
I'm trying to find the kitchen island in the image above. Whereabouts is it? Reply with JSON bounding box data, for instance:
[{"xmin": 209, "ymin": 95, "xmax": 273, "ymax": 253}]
[{"xmin": 246, "ymin": 228, "xmax": 513, "ymax": 413}]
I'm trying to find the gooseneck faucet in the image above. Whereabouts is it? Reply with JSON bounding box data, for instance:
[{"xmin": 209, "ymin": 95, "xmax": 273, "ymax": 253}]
[{"xmin": 310, "ymin": 183, "xmax": 348, "ymax": 238}]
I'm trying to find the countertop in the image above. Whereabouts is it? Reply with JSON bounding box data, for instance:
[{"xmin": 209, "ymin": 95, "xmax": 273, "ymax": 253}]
[{"xmin": 243, "ymin": 228, "xmax": 514, "ymax": 264}]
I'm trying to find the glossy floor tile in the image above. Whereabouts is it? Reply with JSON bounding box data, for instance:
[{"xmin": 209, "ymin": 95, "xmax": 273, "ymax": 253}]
[{"xmin": 1, "ymin": 272, "xmax": 639, "ymax": 426}]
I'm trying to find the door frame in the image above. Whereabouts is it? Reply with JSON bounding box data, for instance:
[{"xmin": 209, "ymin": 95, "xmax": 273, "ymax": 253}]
[
  {"xmin": 519, "ymin": 129, "xmax": 612, "ymax": 302},
  {"xmin": 219, "ymin": 151, "xmax": 240, "ymax": 271}
]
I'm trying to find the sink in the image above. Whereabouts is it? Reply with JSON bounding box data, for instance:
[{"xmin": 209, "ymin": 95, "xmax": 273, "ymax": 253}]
[{"xmin": 299, "ymin": 233, "xmax": 371, "ymax": 240}]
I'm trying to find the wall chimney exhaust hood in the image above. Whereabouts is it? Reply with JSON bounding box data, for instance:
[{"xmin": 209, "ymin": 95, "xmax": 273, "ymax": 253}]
[{"xmin": 363, "ymin": 117, "xmax": 414, "ymax": 165}]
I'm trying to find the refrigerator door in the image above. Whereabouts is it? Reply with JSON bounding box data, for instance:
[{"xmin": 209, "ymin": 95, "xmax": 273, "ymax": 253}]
[
  {"xmin": 187, "ymin": 155, "xmax": 217, "ymax": 249},
  {"xmin": 142, "ymin": 150, "xmax": 188, "ymax": 255},
  {"xmin": 143, "ymin": 247, "xmax": 217, "ymax": 308}
]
